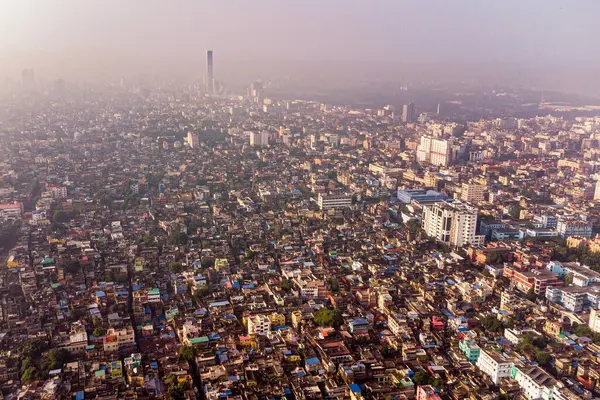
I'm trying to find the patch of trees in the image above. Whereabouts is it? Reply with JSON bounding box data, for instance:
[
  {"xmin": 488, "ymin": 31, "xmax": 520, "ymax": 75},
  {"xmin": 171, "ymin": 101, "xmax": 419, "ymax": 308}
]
[{"xmin": 313, "ymin": 308, "xmax": 344, "ymax": 328}]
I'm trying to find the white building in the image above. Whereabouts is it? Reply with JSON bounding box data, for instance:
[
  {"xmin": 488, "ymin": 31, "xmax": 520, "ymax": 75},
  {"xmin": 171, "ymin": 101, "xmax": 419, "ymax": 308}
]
[
  {"xmin": 249, "ymin": 131, "xmax": 269, "ymax": 147},
  {"xmin": 247, "ymin": 314, "xmax": 271, "ymax": 335},
  {"xmin": 187, "ymin": 132, "xmax": 199, "ymax": 149},
  {"xmin": 317, "ymin": 193, "xmax": 352, "ymax": 210},
  {"xmin": 589, "ymin": 308, "xmax": 600, "ymax": 333},
  {"xmin": 512, "ymin": 363, "xmax": 558, "ymax": 400},
  {"xmin": 416, "ymin": 136, "xmax": 452, "ymax": 166},
  {"xmin": 475, "ymin": 349, "xmax": 515, "ymax": 384},
  {"xmin": 0, "ymin": 202, "xmax": 23, "ymax": 221},
  {"xmin": 422, "ymin": 201, "xmax": 483, "ymax": 247}
]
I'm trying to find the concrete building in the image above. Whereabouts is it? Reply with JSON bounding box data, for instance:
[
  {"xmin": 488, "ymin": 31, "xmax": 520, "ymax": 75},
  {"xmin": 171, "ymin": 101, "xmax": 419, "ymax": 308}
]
[
  {"xmin": 422, "ymin": 201, "xmax": 483, "ymax": 247},
  {"xmin": 557, "ymin": 218, "xmax": 593, "ymax": 239},
  {"xmin": 402, "ymin": 103, "xmax": 416, "ymax": 123},
  {"xmin": 589, "ymin": 308, "xmax": 600, "ymax": 333},
  {"xmin": 249, "ymin": 131, "xmax": 269, "ymax": 147},
  {"xmin": 317, "ymin": 193, "xmax": 352, "ymax": 210},
  {"xmin": 247, "ymin": 314, "xmax": 271, "ymax": 335},
  {"xmin": 416, "ymin": 385, "xmax": 441, "ymax": 400},
  {"xmin": 476, "ymin": 349, "xmax": 515, "ymax": 384},
  {"xmin": 397, "ymin": 189, "xmax": 445, "ymax": 204},
  {"xmin": 416, "ymin": 136, "xmax": 453, "ymax": 166},
  {"xmin": 187, "ymin": 132, "xmax": 199, "ymax": 149},
  {"xmin": 0, "ymin": 202, "xmax": 24, "ymax": 221},
  {"xmin": 503, "ymin": 268, "xmax": 562, "ymax": 295},
  {"xmin": 458, "ymin": 340, "xmax": 480, "ymax": 363},
  {"xmin": 461, "ymin": 183, "xmax": 486, "ymax": 203},
  {"xmin": 511, "ymin": 363, "xmax": 558, "ymax": 400},
  {"xmin": 545, "ymin": 286, "xmax": 600, "ymax": 312}
]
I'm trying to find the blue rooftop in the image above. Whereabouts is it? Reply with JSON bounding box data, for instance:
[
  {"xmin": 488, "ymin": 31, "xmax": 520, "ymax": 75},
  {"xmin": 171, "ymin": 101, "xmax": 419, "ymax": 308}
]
[{"xmin": 349, "ymin": 384, "xmax": 361, "ymax": 393}]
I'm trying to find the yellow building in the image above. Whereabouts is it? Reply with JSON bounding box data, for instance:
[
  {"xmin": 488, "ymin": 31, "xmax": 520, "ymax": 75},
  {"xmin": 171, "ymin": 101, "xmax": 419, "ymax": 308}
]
[
  {"xmin": 543, "ymin": 320, "xmax": 562, "ymax": 338},
  {"xmin": 270, "ymin": 312, "xmax": 286, "ymax": 327}
]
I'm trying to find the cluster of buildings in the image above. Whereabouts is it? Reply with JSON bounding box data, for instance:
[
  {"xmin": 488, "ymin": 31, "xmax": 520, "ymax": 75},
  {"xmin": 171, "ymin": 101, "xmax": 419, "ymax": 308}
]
[{"xmin": 0, "ymin": 82, "xmax": 600, "ymax": 400}]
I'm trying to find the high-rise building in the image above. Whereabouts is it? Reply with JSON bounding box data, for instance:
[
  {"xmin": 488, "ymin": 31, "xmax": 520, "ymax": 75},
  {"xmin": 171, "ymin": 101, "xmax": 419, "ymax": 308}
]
[
  {"xmin": 21, "ymin": 68, "xmax": 35, "ymax": 90},
  {"xmin": 187, "ymin": 132, "xmax": 199, "ymax": 149},
  {"xmin": 461, "ymin": 183, "xmax": 487, "ymax": 203},
  {"xmin": 402, "ymin": 102, "xmax": 415, "ymax": 123},
  {"xmin": 416, "ymin": 136, "xmax": 453, "ymax": 166},
  {"xmin": 206, "ymin": 50, "xmax": 214, "ymax": 93},
  {"xmin": 422, "ymin": 201, "xmax": 483, "ymax": 247},
  {"xmin": 249, "ymin": 131, "xmax": 269, "ymax": 147}
]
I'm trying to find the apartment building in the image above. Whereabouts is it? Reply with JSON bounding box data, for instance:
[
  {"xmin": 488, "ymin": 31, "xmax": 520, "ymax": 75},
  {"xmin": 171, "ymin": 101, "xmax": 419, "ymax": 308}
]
[{"xmin": 422, "ymin": 201, "xmax": 484, "ymax": 247}]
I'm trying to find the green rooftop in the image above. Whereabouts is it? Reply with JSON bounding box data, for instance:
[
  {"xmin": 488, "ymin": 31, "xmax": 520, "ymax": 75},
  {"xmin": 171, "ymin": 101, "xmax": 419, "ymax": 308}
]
[{"xmin": 189, "ymin": 336, "xmax": 209, "ymax": 344}]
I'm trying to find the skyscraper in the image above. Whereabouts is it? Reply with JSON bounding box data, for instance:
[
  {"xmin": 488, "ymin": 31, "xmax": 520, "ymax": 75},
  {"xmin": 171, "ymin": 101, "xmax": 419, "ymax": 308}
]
[
  {"xmin": 402, "ymin": 102, "xmax": 415, "ymax": 123},
  {"xmin": 206, "ymin": 50, "xmax": 214, "ymax": 93}
]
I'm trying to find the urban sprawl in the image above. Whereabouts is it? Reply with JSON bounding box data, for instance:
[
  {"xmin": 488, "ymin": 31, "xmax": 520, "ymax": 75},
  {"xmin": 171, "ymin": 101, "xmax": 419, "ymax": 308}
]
[{"xmin": 2, "ymin": 77, "xmax": 600, "ymax": 400}]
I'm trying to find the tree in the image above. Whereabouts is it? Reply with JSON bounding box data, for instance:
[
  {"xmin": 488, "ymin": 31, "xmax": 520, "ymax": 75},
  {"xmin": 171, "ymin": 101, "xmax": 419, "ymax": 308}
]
[
  {"xmin": 313, "ymin": 308, "xmax": 344, "ymax": 328},
  {"xmin": 534, "ymin": 349, "xmax": 552, "ymax": 366},
  {"xmin": 280, "ymin": 279, "xmax": 292, "ymax": 292},
  {"xmin": 193, "ymin": 286, "xmax": 210, "ymax": 298},
  {"xmin": 171, "ymin": 232, "xmax": 189, "ymax": 246},
  {"xmin": 53, "ymin": 210, "xmax": 70, "ymax": 223},
  {"xmin": 526, "ymin": 288, "xmax": 538, "ymax": 302},
  {"xmin": 93, "ymin": 327, "xmax": 106, "ymax": 337},
  {"xmin": 413, "ymin": 370, "xmax": 430, "ymax": 385},
  {"xmin": 165, "ymin": 375, "xmax": 192, "ymax": 400},
  {"xmin": 406, "ymin": 219, "xmax": 421, "ymax": 236},
  {"xmin": 179, "ymin": 345, "xmax": 196, "ymax": 362},
  {"xmin": 21, "ymin": 366, "xmax": 40, "ymax": 383},
  {"xmin": 481, "ymin": 315, "xmax": 504, "ymax": 333},
  {"xmin": 169, "ymin": 262, "xmax": 184, "ymax": 274},
  {"xmin": 564, "ymin": 272, "xmax": 574, "ymax": 286},
  {"xmin": 509, "ymin": 204, "xmax": 523, "ymax": 220},
  {"xmin": 328, "ymin": 277, "xmax": 339, "ymax": 293},
  {"xmin": 48, "ymin": 348, "xmax": 71, "ymax": 370}
]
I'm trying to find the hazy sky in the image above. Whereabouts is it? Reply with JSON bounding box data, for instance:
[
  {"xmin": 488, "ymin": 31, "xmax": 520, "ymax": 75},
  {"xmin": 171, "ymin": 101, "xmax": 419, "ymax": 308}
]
[{"xmin": 1, "ymin": 0, "xmax": 599, "ymax": 94}]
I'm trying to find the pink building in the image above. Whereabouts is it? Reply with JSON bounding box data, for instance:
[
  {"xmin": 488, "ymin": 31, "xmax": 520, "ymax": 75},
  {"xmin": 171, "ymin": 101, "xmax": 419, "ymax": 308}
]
[{"xmin": 416, "ymin": 386, "xmax": 441, "ymax": 400}]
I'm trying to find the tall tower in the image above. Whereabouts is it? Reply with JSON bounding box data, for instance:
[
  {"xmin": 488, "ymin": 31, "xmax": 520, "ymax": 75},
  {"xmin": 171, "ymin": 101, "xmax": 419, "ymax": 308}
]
[
  {"xmin": 206, "ymin": 50, "xmax": 214, "ymax": 93},
  {"xmin": 402, "ymin": 102, "xmax": 415, "ymax": 123}
]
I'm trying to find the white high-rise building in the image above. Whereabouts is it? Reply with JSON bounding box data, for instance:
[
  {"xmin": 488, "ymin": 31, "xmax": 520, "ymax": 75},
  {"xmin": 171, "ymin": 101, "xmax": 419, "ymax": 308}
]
[
  {"xmin": 250, "ymin": 131, "xmax": 269, "ymax": 147},
  {"xmin": 416, "ymin": 136, "xmax": 452, "ymax": 166},
  {"xmin": 422, "ymin": 201, "xmax": 483, "ymax": 247},
  {"xmin": 187, "ymin": 132, "xmax": 199, "ymax": 149}
]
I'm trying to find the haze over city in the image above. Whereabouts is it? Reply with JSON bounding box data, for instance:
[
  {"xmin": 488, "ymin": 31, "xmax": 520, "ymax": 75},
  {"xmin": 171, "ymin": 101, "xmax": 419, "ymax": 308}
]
[
  {"xmin": 2, "ymin": 0, "xmax": 600, "ymax": 95},
  {"xmin": 4, "ymin": 2, "xmax": 600, "ymax": 400}
]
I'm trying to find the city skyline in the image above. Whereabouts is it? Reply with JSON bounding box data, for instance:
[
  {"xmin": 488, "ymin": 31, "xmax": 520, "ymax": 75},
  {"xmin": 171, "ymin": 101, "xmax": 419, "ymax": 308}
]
[{"xmin": 1, "ymin": 1, "xmax": 600, "ymax": 95}]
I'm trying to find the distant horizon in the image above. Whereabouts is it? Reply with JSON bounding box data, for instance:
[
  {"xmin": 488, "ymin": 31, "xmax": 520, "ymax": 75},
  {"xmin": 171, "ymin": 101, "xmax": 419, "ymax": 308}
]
[{"xmin": 2, "ymin": 1, "xmax": 600, "ymax": 96}]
